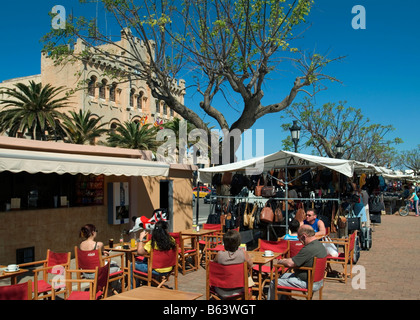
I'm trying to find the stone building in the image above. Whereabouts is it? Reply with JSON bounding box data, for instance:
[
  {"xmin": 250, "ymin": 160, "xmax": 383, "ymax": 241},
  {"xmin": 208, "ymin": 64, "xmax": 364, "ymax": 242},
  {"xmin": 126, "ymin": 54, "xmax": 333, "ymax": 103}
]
[{"xmin": 0, "ymin": 29, "xmax": 186, "ymax": 133}]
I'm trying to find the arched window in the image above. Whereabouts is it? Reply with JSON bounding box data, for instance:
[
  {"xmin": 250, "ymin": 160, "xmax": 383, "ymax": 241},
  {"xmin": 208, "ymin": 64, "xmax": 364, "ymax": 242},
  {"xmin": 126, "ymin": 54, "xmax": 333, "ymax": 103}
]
[
  {"xmin": 130, "ymin": 89, "xmax": 135, "ymax": 107},
  {"xmin": 99, "ymin": 79, "xmax": 107, "ymax": 100},
  {"xmin": 137, "ymin": 91, "xmax": 144, "ymax": 110},
  {"xmin": 88, "ymin": 76, "xmax": 97, "ymax": 97},
  {"xmin": 109, "ymin": 83, "xmax": 117, "ymax": 102}
]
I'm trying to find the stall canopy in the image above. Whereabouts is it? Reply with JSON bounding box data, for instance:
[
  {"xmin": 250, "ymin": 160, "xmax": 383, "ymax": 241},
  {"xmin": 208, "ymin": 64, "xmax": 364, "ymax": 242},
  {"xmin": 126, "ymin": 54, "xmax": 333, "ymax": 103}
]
[
  {"xmin": 0, "ymin": 148, "xmax": 170, "ymax": 177},
  {"xmin": 198, "ymin": 150, "xmax": 354, "ymax": 183}
]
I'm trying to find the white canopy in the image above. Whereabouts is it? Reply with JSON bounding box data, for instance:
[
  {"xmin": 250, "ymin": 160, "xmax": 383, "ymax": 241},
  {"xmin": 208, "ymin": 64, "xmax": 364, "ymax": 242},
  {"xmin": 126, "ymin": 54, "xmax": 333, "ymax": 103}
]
[
  {"xmin": 198, "ymin": 150, "xmax": 354, "ymax": 183},
  {"xmin": 0, "ymin": 148, "xmax": 170, "ymax": 177}
]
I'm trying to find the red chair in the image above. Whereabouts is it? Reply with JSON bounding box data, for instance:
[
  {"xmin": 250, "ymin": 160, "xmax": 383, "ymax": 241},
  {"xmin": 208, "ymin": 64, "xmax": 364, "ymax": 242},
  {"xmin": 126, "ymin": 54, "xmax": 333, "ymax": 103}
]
[
  {"xmin": 273, "ymin": 256, "xmax": 328, "ymax": 300},
  {"xmin": 324, "ymin": 231, "xmax": 357, "ymax": 284},
  {"xmin": 18, "ymin": 249, "xmax": 71, "ymax": 300},
  {"xmin": 252, "ymin": 239, "xmax": 289, "ymax": 279},
  {"xmin": 0, "ymin": 280, "xmax": 32, "ymax": 300},
  {"xmin": 53, "ymin": 264, "xmax": 109, "ymax": 300},
  {"xmin": 198, "ymin": 224, "xmax": 223, "ymax": 265},
  {"xmin": 288, "ymin": 240, "xmax": 304, "ymax": 258},
  {"xmin": 131, "ymin": 244, "xmax": 179, "ymax": 290},
  {"xmin": 170, "ymin": 232, "xmax": 198, "ymax": 275},
  {"xmin": 74, "ymin": 246, "xmax": 125, "ymax": 297},
  {"xmin": 206, "ymin": 261, "xmax": 250, "ymax": 300}
]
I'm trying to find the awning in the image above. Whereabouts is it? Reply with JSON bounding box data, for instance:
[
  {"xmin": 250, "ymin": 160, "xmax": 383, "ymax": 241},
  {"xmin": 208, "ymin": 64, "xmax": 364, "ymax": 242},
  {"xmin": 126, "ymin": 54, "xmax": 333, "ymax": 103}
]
[
  {"xmin": 199, "ymin": 150, "xmax": 354, "ymax": 183},
  {"xmin": 0, "ymin": 148, "xmax": 170, "ymax": 177}
]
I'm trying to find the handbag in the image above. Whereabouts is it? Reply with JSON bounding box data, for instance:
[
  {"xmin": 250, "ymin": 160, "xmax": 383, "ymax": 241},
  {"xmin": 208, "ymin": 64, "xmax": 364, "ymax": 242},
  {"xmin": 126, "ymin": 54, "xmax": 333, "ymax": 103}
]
[
  {"xmin": 254, "ymin": 177, "xmax": 263, "ymax": 197},
  {"xmin": 322, "ymin": 236, "xmax": 339, "ymax": 257},
  {"xmin": 347, "ymin": 217, "xmax": 360, "ymax": 231},
  {"xmin": 260, "ymin": 206, "xmax": 274, "ymax": 224},
  {"xmin": 261, "ymin": 186, "xmax": 276, "ymax": 198}
]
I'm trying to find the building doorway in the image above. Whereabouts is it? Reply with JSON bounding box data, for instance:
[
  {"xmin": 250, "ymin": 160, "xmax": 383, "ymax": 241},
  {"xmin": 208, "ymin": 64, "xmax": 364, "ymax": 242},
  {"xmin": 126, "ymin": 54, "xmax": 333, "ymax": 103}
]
[{"xmin": 160, "ymin": 180, "xmax": 173, "ymax": 232}]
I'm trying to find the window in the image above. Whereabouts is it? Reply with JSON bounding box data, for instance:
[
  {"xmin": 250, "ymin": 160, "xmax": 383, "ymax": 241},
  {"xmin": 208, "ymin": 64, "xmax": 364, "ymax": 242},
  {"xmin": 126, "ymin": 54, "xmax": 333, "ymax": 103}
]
[
  {"xmin": 137, "ymin": 91, "xmax": 144, "ymax": 110},
  {"xmin": 99, "ymin": 79, "xmax": 107, "ymax": 100},
  {"xmin": 88, "ymin": 76, "xmax": 97, "ymax": 97},
  {"xmin": 130, "ymin": 89, "xmax": 135, "ymax": 107},
  {"xmin": 109, "ymin": 83, "xmax": 116, "ymax": 102}
]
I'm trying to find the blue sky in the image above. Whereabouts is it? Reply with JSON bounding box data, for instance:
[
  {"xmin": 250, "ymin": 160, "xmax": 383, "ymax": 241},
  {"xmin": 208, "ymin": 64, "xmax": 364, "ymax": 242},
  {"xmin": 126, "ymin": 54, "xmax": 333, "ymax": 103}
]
[{"xmin": 0, "ymin": 0, "xmax": 419, "ymax": 161}]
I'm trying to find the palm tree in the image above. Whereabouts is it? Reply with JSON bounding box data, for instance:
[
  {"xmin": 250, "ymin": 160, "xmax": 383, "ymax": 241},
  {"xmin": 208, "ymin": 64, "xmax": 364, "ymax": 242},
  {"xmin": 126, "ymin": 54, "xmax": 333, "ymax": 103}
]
[
  {"xmin": 0, "ymin": 81, "xmax": 71, "ymax": 140},
  {"xmin": 62, "ymin": 109, "xmax": 108, "ymax": 145},
  {"xmin": 106, "ymin": 122, "xmax": 160, "ymax": 151}
]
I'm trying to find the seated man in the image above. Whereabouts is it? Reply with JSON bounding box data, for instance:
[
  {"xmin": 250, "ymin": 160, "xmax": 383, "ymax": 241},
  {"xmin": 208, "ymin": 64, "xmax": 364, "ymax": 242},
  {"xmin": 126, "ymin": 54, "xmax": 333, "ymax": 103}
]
[
  {"xmin": 303, "ymin": 209, "xmax": 326, "ymax": 237},
  {"xmin": 268, "ymin": 225, "xmax": 327, "ymax": 300}
]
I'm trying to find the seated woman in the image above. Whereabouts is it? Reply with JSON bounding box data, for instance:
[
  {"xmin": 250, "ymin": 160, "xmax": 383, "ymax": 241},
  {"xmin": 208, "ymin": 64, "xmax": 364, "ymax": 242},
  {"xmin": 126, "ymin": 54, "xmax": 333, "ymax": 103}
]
[
  {"xmin": 78, "ymin": 224, "xmax": 121, "ymax": 282},
  {"xmin": 213, "ymin": 230, "xmax": 253, "ymax": 298},
  {"xmin": 135, "ymin": 220, "xmax": 176, "ymax": 277}
]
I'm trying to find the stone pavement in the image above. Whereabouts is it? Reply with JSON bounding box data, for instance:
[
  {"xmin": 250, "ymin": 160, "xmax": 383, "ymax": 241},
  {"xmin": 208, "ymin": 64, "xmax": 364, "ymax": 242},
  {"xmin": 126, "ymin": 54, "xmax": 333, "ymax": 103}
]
[{"xmin": 3, "ymin": 212, "xmax": 419, "ymax": 301}]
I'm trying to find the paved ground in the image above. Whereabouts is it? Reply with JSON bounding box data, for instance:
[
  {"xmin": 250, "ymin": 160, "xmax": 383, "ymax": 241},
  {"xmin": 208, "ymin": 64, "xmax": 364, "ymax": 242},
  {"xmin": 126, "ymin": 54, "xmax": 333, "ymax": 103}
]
[{"xmin": 3, "ymin": 211, "xmax": 420, "ymax": 301}]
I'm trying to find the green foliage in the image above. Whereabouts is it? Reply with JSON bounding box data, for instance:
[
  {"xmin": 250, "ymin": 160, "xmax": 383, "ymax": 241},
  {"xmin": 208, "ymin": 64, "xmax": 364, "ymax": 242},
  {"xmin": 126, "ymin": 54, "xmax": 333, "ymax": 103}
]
[
  {"xmin": 0, "ymin": 81, "xmax": 71, "ymax": 140},
  {"xmin": 106, "ymin": 122, "xmax": 160, "ymax": 151},
  {"xmin": 62, "ymin": 109, "xmax": 109, "ymax": 145}
]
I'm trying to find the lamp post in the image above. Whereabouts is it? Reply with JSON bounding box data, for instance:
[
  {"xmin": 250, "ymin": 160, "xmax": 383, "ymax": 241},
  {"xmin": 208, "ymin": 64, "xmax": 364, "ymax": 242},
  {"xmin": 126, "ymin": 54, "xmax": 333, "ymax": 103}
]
[
  {"xmin": 289, "ymin": 120, "xmax": 301, "ymax": 153},
  {"xmin": 335, "ymin": 140, "xmax": 344, "ymax": 159}
]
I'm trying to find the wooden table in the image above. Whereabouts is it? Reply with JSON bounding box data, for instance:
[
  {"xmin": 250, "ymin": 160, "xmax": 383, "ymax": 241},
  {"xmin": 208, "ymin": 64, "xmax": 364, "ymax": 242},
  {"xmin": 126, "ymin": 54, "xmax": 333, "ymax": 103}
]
[
  {"xmin": 104, "ymin": 285, "xmax": 202, "ymax": 300},
  {"xmin": 104, "ymin": 243, "xmax": 137, "ymax": 268},
  {"xmin": 247, "ymin": 251, "xmax": 281, "ymax": 300},
  {"xmin": 0, "ymin": 266, "xmax": 28, "ymax": 285},
  {"xmin": 181, "ymin": 228, "xmax": 220, "ymax": 268}
]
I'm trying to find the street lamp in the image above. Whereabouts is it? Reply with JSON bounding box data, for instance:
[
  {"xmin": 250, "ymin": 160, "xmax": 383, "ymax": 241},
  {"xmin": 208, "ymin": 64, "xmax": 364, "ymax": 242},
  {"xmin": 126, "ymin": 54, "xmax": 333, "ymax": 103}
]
[
  {"xmin": 289, "ymin": 120, "xmax": 301, "ymax": 153},
  {"xmin": 335, "ymin": 140, "xmax": 344, "ymax": 159}
]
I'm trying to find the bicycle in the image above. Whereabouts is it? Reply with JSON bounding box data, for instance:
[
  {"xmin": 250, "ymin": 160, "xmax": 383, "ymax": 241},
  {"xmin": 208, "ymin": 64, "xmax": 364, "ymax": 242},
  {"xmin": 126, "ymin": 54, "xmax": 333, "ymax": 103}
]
[{"xmin": 398, "ymin": 199, "xmax": 411, "ymax": 216}]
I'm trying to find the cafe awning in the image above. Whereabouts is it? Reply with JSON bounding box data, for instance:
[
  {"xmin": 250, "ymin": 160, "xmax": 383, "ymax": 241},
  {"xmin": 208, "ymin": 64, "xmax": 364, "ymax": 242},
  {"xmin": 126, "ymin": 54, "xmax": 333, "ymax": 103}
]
[{"xmin": 0, "ymin": 148, "xmax": 170, "ymax": 177}]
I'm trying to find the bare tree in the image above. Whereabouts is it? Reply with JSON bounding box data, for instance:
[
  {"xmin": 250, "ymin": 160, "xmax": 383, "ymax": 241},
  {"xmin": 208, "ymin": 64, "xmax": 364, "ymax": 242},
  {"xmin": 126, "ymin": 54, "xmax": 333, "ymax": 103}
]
[
  {"xmin": 280, "ymin": 98, "xmax": 403, "ymax": 165},
  {"xmin": 43, "ymin": 0, "xmax": 342, "ymax": 161}
]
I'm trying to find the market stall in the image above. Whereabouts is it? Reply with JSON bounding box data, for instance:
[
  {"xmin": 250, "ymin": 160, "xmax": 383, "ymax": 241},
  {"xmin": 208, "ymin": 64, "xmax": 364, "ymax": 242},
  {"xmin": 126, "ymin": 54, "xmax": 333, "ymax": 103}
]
[{"xmin": 198, "ymin": 150, "xmax": 355, "ymax": 241}]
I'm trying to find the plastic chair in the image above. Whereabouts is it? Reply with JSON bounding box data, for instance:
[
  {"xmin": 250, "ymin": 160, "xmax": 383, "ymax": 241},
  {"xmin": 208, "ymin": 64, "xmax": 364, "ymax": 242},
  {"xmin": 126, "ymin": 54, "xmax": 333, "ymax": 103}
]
[
  {"xmin": 170, "ymin": 232, "xmax": 198, "ymax": 275},
  {"xmin": 0, "ymin": 280, "xmax": 32, "ymax": 300},
  {"xmin": 131, "ymin": 244, "xmax": 179, "ymax": 290},
  {"xmin": 74, "ymin": 246, "xmax": 125, "ymax": 296},
  {"xmin": 53, "ymin": 264, "xmax": 110, "ymax": 300},
  {"xmin": 324, "ymin": 231, "xmax": 357, "ymax": 283},
  {"xmin": 273, "ymin": 256, "xmax": 328, "ymax": 300},
  {"xmin": 18, "ymin": 249, "xmax": 71, "ymax": 300},
  {"xmin": 206, "ymin": 261, "xmax": 250, "ymax": 300}
]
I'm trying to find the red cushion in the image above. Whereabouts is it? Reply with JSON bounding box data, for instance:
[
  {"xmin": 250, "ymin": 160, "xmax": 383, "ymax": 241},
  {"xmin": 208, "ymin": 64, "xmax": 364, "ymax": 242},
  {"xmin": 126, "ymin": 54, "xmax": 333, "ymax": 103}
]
[
  {"xmin": 33, "ymin": 280, "xmax": 52, "ymax": 293},
  {"xmin": 327, "ymin": 253, "xmax": 345, "ymax": 260},
  {"xmin": 252, "ymin": 265, "xmax": 272, "ymax": 274},
  {"xmin": 110, "ymin": 270, "xmax": 124, "ymax": 277},
  {"xmin": 67, "ymin": 290, "xmax": 103, "ymax": 300}
]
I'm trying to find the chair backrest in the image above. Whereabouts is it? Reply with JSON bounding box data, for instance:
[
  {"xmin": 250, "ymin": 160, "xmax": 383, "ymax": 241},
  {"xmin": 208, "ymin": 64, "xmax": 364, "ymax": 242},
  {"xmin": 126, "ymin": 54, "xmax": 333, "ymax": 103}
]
[
  {"xmin": 259, "ymin": 239, "xmax": 289, "ymax": 253},
  {"xmin": 348, "ymin": 232, "xmax": 356, "ymax": 252},
  {"xmin": 207, "ymin": 261, "xmax": 249, "ymax": 300},
  {"xmin": 289, "ymin": 240, "xmax": 304, "ymax": 257},
  {"xmin": 313, "ymin": 257, "xmax": 328, "ymax": 283},
  {"xmin": 47, "ymin": 250, "xmax": 71, "ymax": 274},
  {"xmin": 0, "ymin": 280, "xmax": 32, "ymax": 300},
  {"xmin": 169, "ymin": 232, "xmax": 182, "ymax": 247},
  {"xmin": 151, "ymin": 246, "xmax": 178, "ymax": 270},
  {"xmin": 75, "ymin": 246, "xmax": 102, "ymax": 270},
  {"xmin": 203, "ymin": 223, "xmax": 222, "ymax": 231},
  {"xmin": 96, "ymin": 264, "xmax": 110, "ymax": 296}
]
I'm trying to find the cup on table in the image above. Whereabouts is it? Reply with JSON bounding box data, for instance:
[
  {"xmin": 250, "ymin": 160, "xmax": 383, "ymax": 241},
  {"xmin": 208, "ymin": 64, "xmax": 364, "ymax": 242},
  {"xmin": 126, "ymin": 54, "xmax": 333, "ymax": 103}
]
[
  {"xmin": 264, "ymin": 250, "xmax": 274, "ymax": 257},
  {"xmin": 109, "ymin": 239, "xmax": 114, "ymax": 248},
  {"xmin": 7, "ymin": 264, "xmax": 19, "ymax": 271}
]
